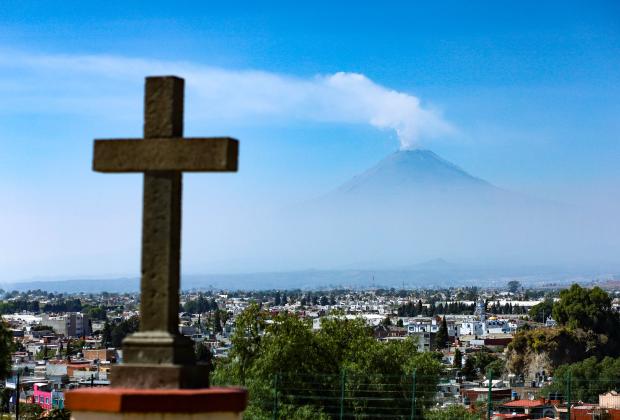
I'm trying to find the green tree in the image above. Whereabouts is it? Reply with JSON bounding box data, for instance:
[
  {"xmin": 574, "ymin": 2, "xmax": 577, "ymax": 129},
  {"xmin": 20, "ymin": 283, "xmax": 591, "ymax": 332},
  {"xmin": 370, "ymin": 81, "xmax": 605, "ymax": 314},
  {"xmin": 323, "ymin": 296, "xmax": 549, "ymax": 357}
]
[
  {"xmin": 543, "ymin": 356, "xmax": 620, "ymax": 403},
  {"xmin": 104, "ymin": 316, "xmax": 140, "ymax": 348},
  {"xmin": 380, "ymin": 316, "xmax": 392, "ymax": 327},
  {"xmin": 416, "ymin": 299, "xmax": 423, "ymax": 314},
  {"xmin": 436, "ymin": 316, "xmax": 449, "ymax": 349},
  {"xmin": 213, "ymin": 310, "xmax": 223, "ymax": 334},
  {"xmin": 507, "ymin": 280, "xmax": 521, "ymax": 294},
  {"xmin": 212, "ymin": 308, "xmax": 443, "ymax": 418},
  {"xmin": 0, "ymin": 321, "xmax": 13, "ymax": 380},
  {"xmin": 213, "ymin": 303, "xmax": 266, "ymax": 385},
  {"xmin": 552, "ymin": 284, "xmax": 619, "ymax": 335},
  {"xmin": 195, "ymin": 341, "xmax": 213, "ymax": 377},
  {"xmin": 31, "ymin": 325, "xmax": 55, "ymax": 332},
  {"xmin": 462, "ymin": 349, "xmax": 503, "ymax": 380},
  {"xmin": 0, "ymin": 387, "xmax": 11, "ymax": 414},
  {"xmin": 453, "ymin": 348, "xmax": 463, "ymax": 368},
  {"xmin": 18, "ymin": 403, "xmax": 43, "ymax": 420},
  {"xmin": 529, "ymin": 299, "xmax": 554, "ymax": 323},
  {"xmin": 101, "ymin": 321, "xmax": 112, "ymax": 347},
  {"xmin": 425, "ymin": 404, "xmax": 479, "ymax": 420},
  {"xmin": 83, "ymin": 305, "xmax": 107, "ymax": 321},
  {"xmin": 46, "ymin": 408, "xmax": 72, "ymax": 420}
]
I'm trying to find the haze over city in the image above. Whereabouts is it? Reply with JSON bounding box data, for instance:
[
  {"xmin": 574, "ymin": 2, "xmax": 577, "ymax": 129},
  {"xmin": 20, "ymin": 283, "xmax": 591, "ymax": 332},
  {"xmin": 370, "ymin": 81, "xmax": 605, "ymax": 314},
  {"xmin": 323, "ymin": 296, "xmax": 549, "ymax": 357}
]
[{"xmin": 1, "ymin": 1, "xmax": 619, "ymax": 285}]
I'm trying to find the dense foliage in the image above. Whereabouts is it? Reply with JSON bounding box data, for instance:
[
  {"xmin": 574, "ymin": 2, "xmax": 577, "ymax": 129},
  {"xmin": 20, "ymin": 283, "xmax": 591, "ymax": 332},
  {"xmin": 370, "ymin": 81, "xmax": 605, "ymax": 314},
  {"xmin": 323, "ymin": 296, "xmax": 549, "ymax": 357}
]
[
  {"xmin": 0, "ymin": 298, "xmax": 82, "ymax": 314},
  {"xmin": 397, "ymin": 300, "xmax": 475, "ymax": 316},
  {"xmin": 182, "ymin": 294, "xmax": 218, "ymax": 314},
  {"xmin": 528, "ymin": 298, "xmax": 554, "ymax": 323},
  {"xmin": 508, "ymin": 284, "xmax": 620, "ymax": 377},
  {"xmin": 543, "ymin": 356, "xmax": 620, "ymax": 403},
  {"xmin": 212, "ymin": 305, "xmax": 444, "ymax": 419},
  {"xmin": 425, "ymin": 404, "xmax": 480, "ymax": 420},
  {"xmin": 507, "ymin": 280, "xmax": 522, "ymax": 294},
  {"xmin": 0, "ymin": 321, "xmax": 13, "ymax": 379},
  {"xmin": 18, "ymin": 403, "xmax": 43, "ymax": 420},
  {"xmin": 435, "ymin": 316, "xmax": 449, "ymax": 349},
  {"xmin": 462, "ymin": 349, "xmax": 505, "ymax": 380},
  {"xmin": 82, "ymin": 305, "xmax": 108, "ymax": 321},
  {"xmin": 101, "ymin": 316, "xmax": 140, "ymax": 348},
  {"xmin": 552, "ymin": 284, "xmax": 619, "ymax": 336},
  {"xmin": 31, "ymin": 325, "xmax": 55, "ymax": 332},
  {"xmin": 46, "ymin": 408, "xmax": 72, "ymax": 420}
]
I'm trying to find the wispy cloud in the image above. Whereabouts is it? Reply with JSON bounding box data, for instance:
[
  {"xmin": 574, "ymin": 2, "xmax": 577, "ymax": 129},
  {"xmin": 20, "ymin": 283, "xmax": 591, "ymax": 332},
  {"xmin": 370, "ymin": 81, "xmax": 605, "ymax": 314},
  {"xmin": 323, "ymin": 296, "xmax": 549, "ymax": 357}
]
[{"xmin": 0, "ymin": 50, "xmax": 452, "ymax": 149}]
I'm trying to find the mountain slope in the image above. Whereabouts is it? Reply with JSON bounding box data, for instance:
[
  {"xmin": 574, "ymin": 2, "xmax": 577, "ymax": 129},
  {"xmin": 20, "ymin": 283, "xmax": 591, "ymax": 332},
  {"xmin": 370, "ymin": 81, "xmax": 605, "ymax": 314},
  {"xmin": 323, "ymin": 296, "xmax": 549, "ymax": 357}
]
[{"xmin": 336, "ymin": 149, "xmax": 492, "ymax": 196}]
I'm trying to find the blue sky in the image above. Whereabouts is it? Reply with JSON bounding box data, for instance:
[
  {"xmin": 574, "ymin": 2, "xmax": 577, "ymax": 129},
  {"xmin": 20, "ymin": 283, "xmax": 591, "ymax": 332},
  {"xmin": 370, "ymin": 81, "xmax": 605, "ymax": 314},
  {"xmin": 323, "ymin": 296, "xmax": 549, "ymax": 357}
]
[{"xmin": 1, "ymin": 1, "xmax": 619, "ymax": 281}]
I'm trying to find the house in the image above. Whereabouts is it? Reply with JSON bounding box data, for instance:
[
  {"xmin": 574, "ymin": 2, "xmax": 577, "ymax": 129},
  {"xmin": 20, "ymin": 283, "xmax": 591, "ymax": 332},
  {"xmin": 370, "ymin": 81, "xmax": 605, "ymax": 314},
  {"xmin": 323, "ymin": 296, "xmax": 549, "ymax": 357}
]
[
  {"xmin": 33, "ymin": 383, "xmax": 63, "ymax": 410},
  {"xmin": 462, "ymin": 380, "xmax": 512, "ymax": 407},
  {"xmin": 82, "ymin": 348, "xmax": 116, "ymax": 363},
  {"xmin": 409, "ymin": 331, "xmax": 436, "ymax": 352},
  {"xmin": 564, "ymin": 391, "xmax": 620, "ymax": 420},
  {"xmin": 497, "ymin": 398, "xmax": 556, "ymax": 419}
]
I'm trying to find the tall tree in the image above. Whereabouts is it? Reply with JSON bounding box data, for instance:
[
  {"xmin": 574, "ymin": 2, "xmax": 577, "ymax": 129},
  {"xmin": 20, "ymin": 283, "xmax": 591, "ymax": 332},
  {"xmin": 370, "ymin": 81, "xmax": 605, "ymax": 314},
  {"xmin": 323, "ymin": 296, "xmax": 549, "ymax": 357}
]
[
  {"xmin": 552, "ymin": 284, "xmax": 619, "ymax": 335},
  {"xmin": 0, "ymin": 322, "xmax": 12, "ymax": 380},
  {"xmin": 213, "ymin": 310, "xmax": 223, "ymax": 334},
  {"xmin": 416, "ymin": 299, "xmax": 423, "ymax": 315},
  {"xmin": 529, "ymin": 299, "xmax": 554, "ymax": 323},
  {"xmin": 195, "ymin": 342, "xmax": 213, "ymax": 374},
  {"xmin": 435, "ymin": 316, "xmax": 449, "ymax": 349},
  {"xmin": 101, "ymin": 321, "xmax": 112, "ymax": 347},
  {"xmin": 453, "ymin": 348, "xmax": 463, "ymax": 368},
  {"xmin": 507, "ymin": 280, "xmax": 521, "ymax": 294}
]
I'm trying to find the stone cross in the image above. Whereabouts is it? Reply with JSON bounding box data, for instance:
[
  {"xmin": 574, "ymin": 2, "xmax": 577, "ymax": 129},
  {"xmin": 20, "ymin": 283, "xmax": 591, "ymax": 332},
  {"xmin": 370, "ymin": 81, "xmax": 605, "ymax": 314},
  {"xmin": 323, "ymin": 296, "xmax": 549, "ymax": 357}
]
[{"xmin": 93, "ymin": 76, "xmax": 238, "ymax": 388}]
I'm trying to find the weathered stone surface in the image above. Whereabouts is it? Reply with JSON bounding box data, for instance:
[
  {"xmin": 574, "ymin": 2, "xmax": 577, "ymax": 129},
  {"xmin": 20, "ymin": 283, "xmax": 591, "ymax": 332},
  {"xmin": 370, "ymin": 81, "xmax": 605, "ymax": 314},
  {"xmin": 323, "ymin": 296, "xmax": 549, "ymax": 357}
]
[
  {"xmin": 93, "ymin": 138, "xmax": 238, "ymax": 172},
  {"xmin": 121, "ymin": 332, "xmax": 195, "ymax": 365},
  {"xmin": 111, "ymin": 364, "xmax": 211, "ymax": 390},
  {"xmin": 93, "ymin": 75, "xmax": 239, "ymax": 389},
  {"xmin": 144, "ymin": 76, "xmax": 184, "ymax": 139}
]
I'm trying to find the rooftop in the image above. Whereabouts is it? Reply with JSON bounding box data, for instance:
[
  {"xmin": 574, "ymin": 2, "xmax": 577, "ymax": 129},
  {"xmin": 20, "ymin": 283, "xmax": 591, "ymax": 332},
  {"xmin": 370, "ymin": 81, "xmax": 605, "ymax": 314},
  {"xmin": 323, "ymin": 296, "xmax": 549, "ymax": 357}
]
[{"xmin": 502, "ymin": 398, "xmax": 548, "ymax": 408}]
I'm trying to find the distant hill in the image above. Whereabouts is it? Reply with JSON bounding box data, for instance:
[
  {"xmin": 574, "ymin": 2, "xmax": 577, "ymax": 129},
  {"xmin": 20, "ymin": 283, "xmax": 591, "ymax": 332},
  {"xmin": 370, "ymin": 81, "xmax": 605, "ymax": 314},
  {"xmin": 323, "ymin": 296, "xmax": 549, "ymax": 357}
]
[{"xmin": 2, "ymin": 262, "xmax": 609, "ymax": 293}]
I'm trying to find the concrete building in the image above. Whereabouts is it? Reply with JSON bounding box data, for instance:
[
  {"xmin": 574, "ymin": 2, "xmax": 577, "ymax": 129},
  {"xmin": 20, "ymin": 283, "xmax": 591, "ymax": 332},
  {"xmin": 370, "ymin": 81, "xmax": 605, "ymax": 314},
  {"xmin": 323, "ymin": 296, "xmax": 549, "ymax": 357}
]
[{"xmin": 41, "ymin": 313, "xmax": 91, "ymax": 338}]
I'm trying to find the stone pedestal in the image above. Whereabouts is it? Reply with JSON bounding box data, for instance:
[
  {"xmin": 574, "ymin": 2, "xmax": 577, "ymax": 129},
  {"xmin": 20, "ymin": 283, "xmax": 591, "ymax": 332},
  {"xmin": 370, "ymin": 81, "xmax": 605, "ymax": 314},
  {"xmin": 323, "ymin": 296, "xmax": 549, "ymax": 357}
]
[
  {"xmin": 66, "ymin": 387, "xmax": 247, "ymax": 420},
  {"xmin": 112, "ymin": 331, "xmax": 209, "ymax": 389}
]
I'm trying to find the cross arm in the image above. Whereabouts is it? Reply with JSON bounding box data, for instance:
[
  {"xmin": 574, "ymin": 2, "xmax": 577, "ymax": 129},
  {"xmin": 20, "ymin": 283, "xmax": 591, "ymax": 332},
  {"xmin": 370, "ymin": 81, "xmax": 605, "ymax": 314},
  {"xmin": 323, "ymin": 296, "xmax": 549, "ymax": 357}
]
[{"xmin": 93, "ymin": 137, "xmax": 238, "ymax": 172}]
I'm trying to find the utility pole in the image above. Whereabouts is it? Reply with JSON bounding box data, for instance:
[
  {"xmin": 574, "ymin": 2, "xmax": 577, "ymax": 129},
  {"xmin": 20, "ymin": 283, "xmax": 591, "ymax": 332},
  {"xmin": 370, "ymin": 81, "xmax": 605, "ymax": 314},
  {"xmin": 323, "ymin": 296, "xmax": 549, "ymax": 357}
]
[
  {"xmin": 340, "ymin": 369, "xmax": 346, "ymax": 420},
  {"xmin": 566, "ymin": 371, "xmax": 572, "ymax": 420},
  {"xmin": 15, "ymin": 370, "xmax": 20, "ymax": 420},
  {"xmin": 487, "ymin": 369, "xmax": 493, "ymax": 420},
  {"xmin": 410, "ymin": 369, "xmax": 417, "ymax": 420}
]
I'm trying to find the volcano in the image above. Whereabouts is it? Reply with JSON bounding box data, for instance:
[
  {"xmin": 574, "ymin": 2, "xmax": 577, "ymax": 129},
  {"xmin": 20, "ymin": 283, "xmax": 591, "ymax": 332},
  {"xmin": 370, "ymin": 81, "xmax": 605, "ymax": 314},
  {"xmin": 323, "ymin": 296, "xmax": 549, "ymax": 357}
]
[
  {"xmin": 323, "ymin": 149, "xmax": 504, "ymax": 208},
  {"xmin": 337, "ymin": 149, "xmax": 491, "ymax": 194}
]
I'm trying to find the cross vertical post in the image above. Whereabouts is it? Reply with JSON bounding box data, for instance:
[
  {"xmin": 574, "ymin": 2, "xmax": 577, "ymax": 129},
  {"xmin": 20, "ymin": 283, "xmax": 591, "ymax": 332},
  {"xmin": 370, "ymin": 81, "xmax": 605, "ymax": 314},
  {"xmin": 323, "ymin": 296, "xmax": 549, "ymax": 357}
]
[{"xmin": 140, "ymin": 77, "xmax": 184, "ymax": 334}]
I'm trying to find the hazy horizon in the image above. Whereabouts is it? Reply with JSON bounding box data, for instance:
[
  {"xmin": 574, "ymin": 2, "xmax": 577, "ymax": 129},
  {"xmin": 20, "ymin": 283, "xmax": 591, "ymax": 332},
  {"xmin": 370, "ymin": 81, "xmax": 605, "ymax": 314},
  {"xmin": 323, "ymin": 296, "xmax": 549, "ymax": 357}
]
[{"xmin": 1, "ymin": 2, "xmax": 619, "ymax": 283}]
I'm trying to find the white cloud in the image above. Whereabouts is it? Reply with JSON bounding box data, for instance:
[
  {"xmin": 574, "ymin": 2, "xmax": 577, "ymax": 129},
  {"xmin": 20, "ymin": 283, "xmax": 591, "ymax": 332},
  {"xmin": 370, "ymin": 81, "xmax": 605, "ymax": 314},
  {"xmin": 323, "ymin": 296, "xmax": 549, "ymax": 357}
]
[{"xmin": 0, "ymin": 50, "xmax": 452, "ymax": 149}]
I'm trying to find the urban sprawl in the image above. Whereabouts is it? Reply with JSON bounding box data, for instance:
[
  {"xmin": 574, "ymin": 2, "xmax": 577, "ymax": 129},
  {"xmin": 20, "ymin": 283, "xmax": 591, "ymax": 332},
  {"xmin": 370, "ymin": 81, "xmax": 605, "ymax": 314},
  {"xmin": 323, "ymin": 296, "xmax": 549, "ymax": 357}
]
[{"xmin": 1, "ymin": 280, "xmax": 620, "ymax": 419}]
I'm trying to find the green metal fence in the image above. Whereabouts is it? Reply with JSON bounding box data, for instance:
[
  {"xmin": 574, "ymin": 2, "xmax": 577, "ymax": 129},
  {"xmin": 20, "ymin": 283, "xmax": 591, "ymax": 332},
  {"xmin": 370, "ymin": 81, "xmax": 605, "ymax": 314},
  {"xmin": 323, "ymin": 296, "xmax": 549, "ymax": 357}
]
[{"xmin": 214, "ymin": 371, "xmax": 620, "ymax": 420}]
